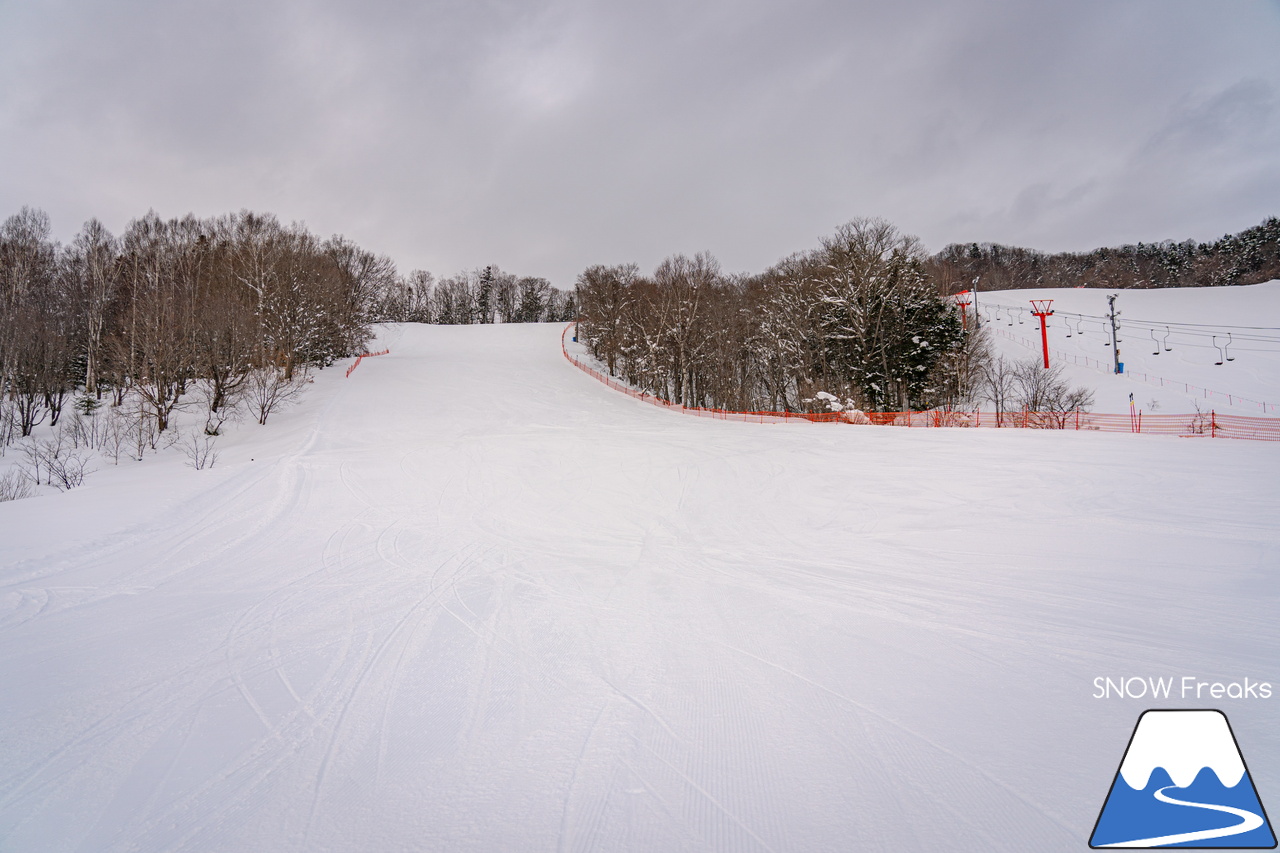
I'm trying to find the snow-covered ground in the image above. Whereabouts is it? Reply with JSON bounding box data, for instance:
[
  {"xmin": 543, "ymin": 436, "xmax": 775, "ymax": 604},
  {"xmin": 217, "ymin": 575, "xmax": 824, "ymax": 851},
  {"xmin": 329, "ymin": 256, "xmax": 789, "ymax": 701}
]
[
  {"xmin": 979, "ymin": 280, "xmax": 1280, "ymax": 415},
  {"xmin": 2, "ymin": 288, "xmax": 1279, "ymax": 851}
]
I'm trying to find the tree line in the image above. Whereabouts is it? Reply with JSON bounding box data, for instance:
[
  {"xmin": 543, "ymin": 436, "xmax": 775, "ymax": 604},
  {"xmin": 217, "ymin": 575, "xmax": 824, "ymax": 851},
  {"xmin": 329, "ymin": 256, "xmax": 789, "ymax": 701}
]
[
  {"xmin": 930, "ymin": 216, "xmax": 1280, "ymax": 293},
  {"xmin": 575, "ymin": 219, "xmax": 981, "ymax": 415},
  {"xmin": 573, "ymin": 216, "xmax": 1279, "ymax": 416},
  {"xmin": 372, "ymin": 265, "xmax": 575, "ymax": 326},
  {"xmin": 0, "ymin": 205, "xmax": 573, "ymax": 464},
  {"xmin": 0, "ymin": 207, "xmax": 394, "ymax": 444}
]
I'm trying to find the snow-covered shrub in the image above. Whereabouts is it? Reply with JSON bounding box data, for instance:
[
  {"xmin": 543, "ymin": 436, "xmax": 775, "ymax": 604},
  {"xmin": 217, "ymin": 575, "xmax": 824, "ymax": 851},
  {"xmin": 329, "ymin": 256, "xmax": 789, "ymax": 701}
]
[
  {"xmin": 0, "ymin": 399, "xmax": 23, "ymax": 453},
  {"xmin": 180, "ymin": 431, "xmax": 219, "ymax": 470},
  {"xmin": 808, "ymin": 391, "xmax": 872, "ymax": 424},
  {"xmin": 99, "ymin": 406, "xmax": 131, "ymax": 464},
  {"xmin": 130, "ymin": 405, "xmax": 160, "ymax": 460},
  {"xmin": 19, "ymin": 433, "xmax": 93, "ymax": 490},
  {"xmin": 65, "ymin": 397, "xmax": 105, "ymax": 450},
  {"xmin": 246, "ymin": 366, "xmax": 309, "ymax": 425},
  {"xmin": 193, "ymin": 377, "xmax": 243, "ymax": 436},
  {"xmin": 812, "ymin": 391, "xmax": 842, "ymax": 412},
  {"xmin": 48, "ymin": 450, "xmax": 93, "ymax": 490},
  {"xmin": 0, "ymin": 468, "xmax": 35, "ymax": 501}
]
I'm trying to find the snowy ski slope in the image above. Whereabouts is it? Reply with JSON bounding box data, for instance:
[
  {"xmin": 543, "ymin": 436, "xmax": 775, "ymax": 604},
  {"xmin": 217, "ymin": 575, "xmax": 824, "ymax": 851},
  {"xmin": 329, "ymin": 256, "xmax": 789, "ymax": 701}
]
[
  {"xmin": 2, "ymin": 316, "xmax": 1278, "ymax": 852},
  {"xmin": 980, "ymin": 280, "xmax": 1280, "ymax": 415}
]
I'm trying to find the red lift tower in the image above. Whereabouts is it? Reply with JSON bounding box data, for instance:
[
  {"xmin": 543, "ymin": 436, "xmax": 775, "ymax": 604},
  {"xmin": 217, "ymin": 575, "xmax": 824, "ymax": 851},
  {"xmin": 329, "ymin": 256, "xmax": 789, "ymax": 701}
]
[
  {"xmin": 954, "ymin": 290, "xmax": 973, "ymax": 330},
  {"xmin": 1029, "ymin": 299, "xmax": 1054, "ymax": 368}
]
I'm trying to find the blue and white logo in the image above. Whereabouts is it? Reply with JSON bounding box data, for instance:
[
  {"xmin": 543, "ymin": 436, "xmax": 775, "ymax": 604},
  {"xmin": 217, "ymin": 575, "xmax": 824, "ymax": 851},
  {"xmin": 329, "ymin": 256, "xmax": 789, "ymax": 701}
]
[{"xmin": 1091, "ymin": 710, "xmax": 1276, "ymax": 848}]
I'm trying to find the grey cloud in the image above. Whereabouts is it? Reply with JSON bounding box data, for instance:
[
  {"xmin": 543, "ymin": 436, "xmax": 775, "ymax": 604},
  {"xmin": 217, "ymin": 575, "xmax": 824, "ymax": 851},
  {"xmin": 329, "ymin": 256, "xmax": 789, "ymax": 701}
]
[
  {"xmin": 1142, "ymin": 79, "xmax": 1277, "ymax": 159},
  {"xmin": 1, "ymin": 0, "xmax": 1278, "ymax": 283}
]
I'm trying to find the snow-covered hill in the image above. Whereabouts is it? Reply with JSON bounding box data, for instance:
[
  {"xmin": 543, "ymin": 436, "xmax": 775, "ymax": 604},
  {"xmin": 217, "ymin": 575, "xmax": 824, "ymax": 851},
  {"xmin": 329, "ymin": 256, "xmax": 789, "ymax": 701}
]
[
  {"xmin": 1, "ymin": 317, "xmax": 1278, "ymax": 852},
  {"xmin": 980, "ymin": 280, "xmax": 1280, "ymax": 414}
]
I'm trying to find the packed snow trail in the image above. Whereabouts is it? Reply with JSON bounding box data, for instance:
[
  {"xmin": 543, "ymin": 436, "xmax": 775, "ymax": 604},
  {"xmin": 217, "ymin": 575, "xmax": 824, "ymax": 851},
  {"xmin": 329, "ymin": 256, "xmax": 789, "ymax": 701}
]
[{"xmin": 1, "ymin": 324, "xmax": 1278, "ymax": 852}]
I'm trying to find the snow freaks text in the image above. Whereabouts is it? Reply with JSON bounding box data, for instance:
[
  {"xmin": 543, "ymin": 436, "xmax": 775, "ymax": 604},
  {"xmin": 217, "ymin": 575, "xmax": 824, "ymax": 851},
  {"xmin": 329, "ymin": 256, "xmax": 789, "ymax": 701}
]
[{"xmin": 1093, "ymin": 677, "xmax": 1273, "ymax": 700}]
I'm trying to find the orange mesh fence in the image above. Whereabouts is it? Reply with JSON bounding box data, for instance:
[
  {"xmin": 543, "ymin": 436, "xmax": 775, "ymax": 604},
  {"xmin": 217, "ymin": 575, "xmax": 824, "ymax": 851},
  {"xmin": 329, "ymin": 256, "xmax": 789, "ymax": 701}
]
[
  {"xmin": 345, "ymin": 348, "xmax": 390, "ymax": 378},
  {"xmin": 561, "ymin": 326, "xmax": 842, "ymax": 423},
  {"xmin": 561, "ymin": 325, "xmax": 1280, "ymax": 440},
  {"xmin": 860, "ymin": 409, "xmax": 1280, "ymax": 440}
]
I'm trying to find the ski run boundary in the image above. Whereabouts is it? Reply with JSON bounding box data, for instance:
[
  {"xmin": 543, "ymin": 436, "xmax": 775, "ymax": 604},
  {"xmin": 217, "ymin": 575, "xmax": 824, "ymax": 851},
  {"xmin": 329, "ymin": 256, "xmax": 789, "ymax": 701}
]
[{"xmin": 561, "ymin": 324, "xmax": 1280, "ymax": 441}]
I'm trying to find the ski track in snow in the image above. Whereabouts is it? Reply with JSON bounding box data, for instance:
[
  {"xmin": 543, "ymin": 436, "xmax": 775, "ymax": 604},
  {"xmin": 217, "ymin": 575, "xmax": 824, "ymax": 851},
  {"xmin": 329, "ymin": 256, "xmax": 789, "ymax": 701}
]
[{"xmin": 2, "ymin": 320, "xmax": 1279, "ymax": 852}]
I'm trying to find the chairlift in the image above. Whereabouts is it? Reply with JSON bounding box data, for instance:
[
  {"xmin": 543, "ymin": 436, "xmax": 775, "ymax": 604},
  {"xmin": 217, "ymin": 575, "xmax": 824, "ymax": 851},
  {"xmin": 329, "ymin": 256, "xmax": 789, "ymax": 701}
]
[
  {"xmin": 1212, "ymin": 334, "xmax": 1229, "ymax": 365},
  {"xmin": 1161, "ymin": 326, "xmax": 1172, "ymax": 352},
  {"xmin": 1150, "ymin": 329, "xmax": 1160, "ymax": 355},
  {"xmin": 1224, "ymin": 332, "xmax": 1235, "ymax": 362}
]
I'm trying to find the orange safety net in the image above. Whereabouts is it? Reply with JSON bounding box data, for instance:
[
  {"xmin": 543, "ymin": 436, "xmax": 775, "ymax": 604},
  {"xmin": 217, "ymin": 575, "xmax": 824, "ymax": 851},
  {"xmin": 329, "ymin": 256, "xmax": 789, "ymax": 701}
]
[
  {"xmin": 562, "ymin": 325, "xmax": 1280, "ymax": 441},
  {"xmin": 345, "ymin": 348, "xmax": 390, "ymax": 378}
]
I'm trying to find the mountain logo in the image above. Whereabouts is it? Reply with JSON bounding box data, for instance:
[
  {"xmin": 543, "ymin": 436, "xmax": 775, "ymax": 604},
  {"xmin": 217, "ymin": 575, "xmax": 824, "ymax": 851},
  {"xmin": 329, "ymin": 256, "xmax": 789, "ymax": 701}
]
[{"xmin": 1090, "ymin": 709, "xmax": 1276, "ymax": 848}]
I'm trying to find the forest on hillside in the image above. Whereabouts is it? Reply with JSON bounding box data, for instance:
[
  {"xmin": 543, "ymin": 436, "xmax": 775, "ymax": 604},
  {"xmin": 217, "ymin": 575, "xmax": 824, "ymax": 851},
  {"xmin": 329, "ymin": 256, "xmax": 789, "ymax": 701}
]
[
  {"xmin": 372, "ymin": 265, "xmax": 575, "ymax": 326},
  {"xmin": 928, "ymin": 216, "xmax": 1280, "ymax": 294},
  {"xmin": 0, "ymin": 208, "xmax": 385, "ymax": 441},
  {"xmin": 575, "ymin": 219, "xmax": 1091, "ymax": 418},
  {"xmin": 573, "ymin": 217, "xmax": 1278, "ymax": 417},
  {"xmin": 0, "ymin": 205, "xmax": 572, "ymax": 477}
]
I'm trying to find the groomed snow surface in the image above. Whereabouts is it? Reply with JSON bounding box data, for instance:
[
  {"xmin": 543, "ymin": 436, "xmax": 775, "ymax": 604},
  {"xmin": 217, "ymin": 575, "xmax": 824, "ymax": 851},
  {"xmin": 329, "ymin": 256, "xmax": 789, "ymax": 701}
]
[{"xmin": 3, "ymin": 288, "xmax": 1279, "ymax": 852}]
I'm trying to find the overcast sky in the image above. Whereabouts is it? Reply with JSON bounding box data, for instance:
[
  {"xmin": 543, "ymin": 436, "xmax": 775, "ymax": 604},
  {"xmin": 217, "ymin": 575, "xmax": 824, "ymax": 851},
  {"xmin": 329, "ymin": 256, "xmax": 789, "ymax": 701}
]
[{"xmin": 2, "ymin": 0, "xmax": 1278, "ymax": 285}]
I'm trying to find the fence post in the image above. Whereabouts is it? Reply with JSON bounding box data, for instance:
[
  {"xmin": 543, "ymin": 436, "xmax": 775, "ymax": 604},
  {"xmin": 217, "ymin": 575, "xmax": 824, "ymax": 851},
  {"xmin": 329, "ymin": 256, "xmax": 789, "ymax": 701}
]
[{"xmin": 1211, "ymin": 410, "xmax": 1217, "ymax": 439}]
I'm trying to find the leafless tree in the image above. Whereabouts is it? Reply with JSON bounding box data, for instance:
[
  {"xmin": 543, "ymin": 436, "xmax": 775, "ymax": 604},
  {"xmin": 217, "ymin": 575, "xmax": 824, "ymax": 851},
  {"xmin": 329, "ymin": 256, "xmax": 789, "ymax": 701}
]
[
  {"xmin": 577, "ymin": 264, "xmax": 637, "ymax": 375},
  {"xmin": 979, "ymin": 355, "xmax": 1019, "ymax": 423},
  {"xmin": 1009, "ymin": 360, "xmax": 1095, "ymax": 426},
  {"xmin": 246, "ymin": 365, "xmax": 308, "ymax": 425},
  {"xmin": 0, "ymin": 468, "xmax": 35, "ymax": 501},
  {"xmin": 20, "ymin": 430, "xmax": 93, "ymax": 489},
  {"xmin": 65, "ymin": 219, "xmax": 119, "ymax": 396},
  {"xmin": 180, "ymin": 430, "xmax": 219, "ymax": 470}
]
